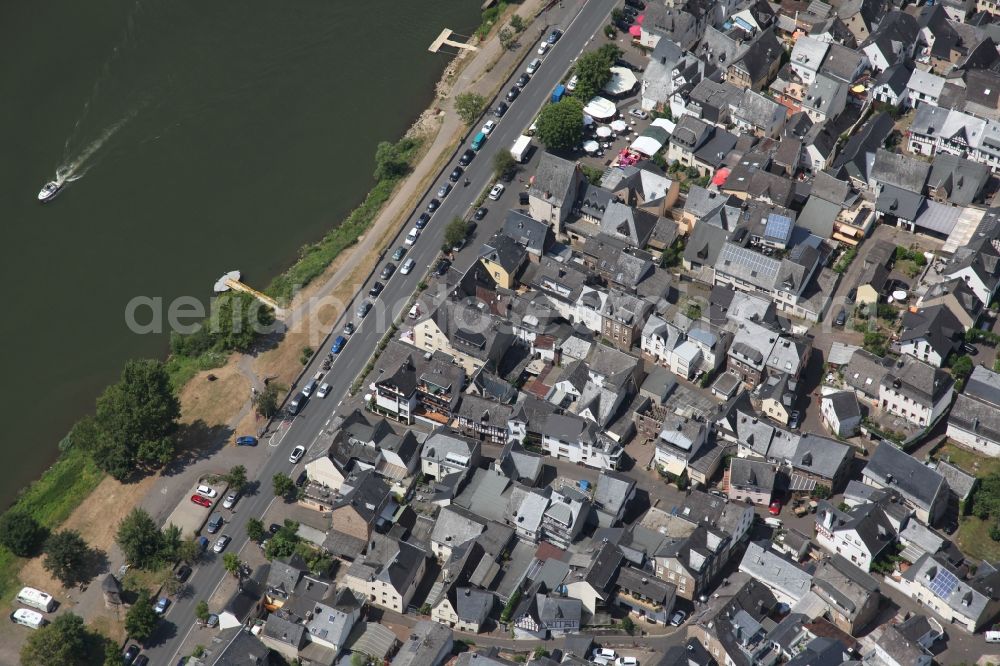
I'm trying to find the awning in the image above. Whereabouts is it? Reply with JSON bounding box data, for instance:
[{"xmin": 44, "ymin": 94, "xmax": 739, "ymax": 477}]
[
  {"xmin": 711, "ymin": 167, "xmax": 731, "ymax": 186},
  {"xmin": 629, "ymin": 24, "xmax": 642, "ymax": 37}
]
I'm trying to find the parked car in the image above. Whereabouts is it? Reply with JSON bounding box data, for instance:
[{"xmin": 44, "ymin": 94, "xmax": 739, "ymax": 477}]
[
  {"xmin": 205, "ymin": 614, "xmax": 219, "ymax": 628},
  {"xmin": 537, "ymin": 42, "xmax": 550, "ymax": 55},
  {"xmin": 669, "ymin": 610, "xmax": 687, "ymax": 626},
  {"xmin": 494, "ymin": 102, "xmax": 509, "ymax": 117},
  {"xmin": 380, "ymin": 263, "xmax": 395, "ymax": 279},
  {"xmin": 213, "ymin": 535, "xmax": 231, "ymax": 553},
  {"xmin": 331, "ymin": 335, "xmax": 347, "ymax": 354},
  {"xmin": 416, "ymin": 212, "xmax": 431, "ymax": 229},
  {"xmin": 369, "ymin": 281, "xmax": 384, "ymax": 297},
  {"xmin": 625, "ymin": 0, "xmax": 646, "ymax": 8},
  {"xmin": 566, "ymin": 74, "xmax": 578, "ymax": 91},
  {"xmin": 343, "ymin": 322, "xmax": 355, "ymax": 335},
  {"xmin": 449, "ymin": 166, "xmax": 463, "ymax": 182},
  {"xmin": 614, "ymin": 17, "xmax": 633, "ymax": 31},
  {"xmin": 392, "ymin": 247, "xmax": 407, "ymax": 261},
  {"xmin": 481, "ymin": 120, "xmax": 496, "ymax": 135},
  {"xmin": 154, "ymin": 597, "xmax": 171, "ymax": 615},
  {"xmin": 963, "ymin": 344, "xmax": 978, "ymax": 355},
  {"xmin": 488, "ymin": 182, "xmax": 505, "ymax": 200},
  {"xmin": 506, "ymin": 86, "xmax": 519, "ymax": 101},
  {"xmin": 834, "ymin": 308, "xmax": 846, "ymax": 326},
  {"xmin": 174, "ymin": 565, "xmax": 192, "ymax": 583},
  {"xmin": 769, "ymin": 500, "xmax": 782, "ymax": 516},
  {"xmin": 357, "ymin": 301, "xmax": 372, "ymax": 318},
  {"xmin": 289, "ymin": 445, "xmax": 306, "ymax": 464},
  {"xmin": 223, "ymin": 492, "xmax": 240, "ymax": 510},
  {"xmin": 547, "ymin": 29, "xmax": 562, "ymax": 43},
  {"xmin": 400, "ymin": 258, "xmax": 417, "ymax": 275},
  {"xmin": 847, "ymin": 287, "xmax": 857, "ymax": 303},
  {"xmin": 133, "ymin": 656, "xmax": 149, "ymax": 666},
  {"xmin": 594, "ymin": 649, "xmax": 617, "ymax": 661},
  {"xmin": 437, "ymin": 183, "xmax": 452, "ymax": 198},
  {"xmin": 629, "ymin": 107, "xmax": 648, "ymax": 119},
  {"xmin": 196, "ymin": 484, "xmax": 217, "ymax": 499},
  {"xmin": 623, "ymin": 5, "xmax": 639, "ymax": 17},
  {"xmin": 405, "ymin": 227, "xmax": 419, "ymax": 245},
  {"xmin": 235, "ymin": 435, "xmax": 257, "ymax": 447},
  {"xmin": 269, "ymin": 523, "xmax": 282, "ymax": 535},
  {"xmin": 434, "ymin": 259, "xmax": 451, "ymax": 276},
  {"xmin": 526, "ymin": 58, "xmax": 542, "ymax": 75},
  {"xmin": 123, "ymin": 645, "xmax": 141, "ymax": 665},
  {"xmin": 789, "ymin": 410, "xmax": 801, "ymax": 429},
  {"xmin": 459, "ymin": 149, "xmax": 476, "ymax": 166},
  {"xmin": 474, "ymin": 206, "xmax": 488, "ymax": 220},
  {"xmin": 426, "ymin": 198, "xmax": 440, "ymax": 212},
  {"xmin": 615, "ymin": 658, "xmax": 638, "ymax": 666},
  {"xmin": 516, "ymin": 73, "xmax": 530, "ymax": 89}
]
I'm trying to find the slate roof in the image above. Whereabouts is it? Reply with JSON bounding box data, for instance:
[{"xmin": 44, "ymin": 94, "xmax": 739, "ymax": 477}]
[
  {"xmin": 832, "ymin": 112, "xmax": 894, "ymax": 182},
  {"xmin": 900, "ymin": 304, "xmax": 963, "ymax": 360},
  {"xmin": 732, "ymin": 28, "xmax": 782, "ymax": 82},
  {"xmin": 936, "ymin": 460, "xmax": 977, "ymax": 502},
  {"xmin": 844, "ymin": 348, "xmax": 892, "ymax": 398},
  {"xmin": 529, "ymin": 152, "xmax": 578, "ymax": 208},
  {"xmin": 863, "ymin": 442, "xmax": 946, "ymax": 512},
  {"xmin": 734, "ymin": 89, "xmax": 783, "ymax": 130},
  {"xmin": 876, "ymin": 183, "xmax": 924, "ymax": 221},
  {"xmin": 729, "ymin": 457, "xmax": 777, "ymax": 492},
  {"xmin": 824, "ymin": 391, "xmax": 861, "ymax": 422},
  {"xmin": 503, "ymin": 210, "xmax": 553, "ymax": 256},
  {"xmin": 811, "ymin": 554, "xmax": 880, "ymax": 620},
  {"xmin": 902, "ymin": 553, "xmax": 1000, "ymax": 626},
  {"xmin": 871, "ymin": 149, "xmax": 931, "ymax": 193},
  {"xmin": 455, "ymin": 587, "xmax": 494, "ymax": 624},
  {"xmin": 882, "ymin": 355, "xmax": 954, "ymax": 408},
  {"xmin": 928, "ymin": 153, "xmax": 990, "ymax": 206},
  {"xmin": 739, "ymin": 541, "xmax": 812, "ymax": 602}
]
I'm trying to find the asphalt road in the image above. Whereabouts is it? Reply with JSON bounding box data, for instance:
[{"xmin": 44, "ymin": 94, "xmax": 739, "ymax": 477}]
[{"xmin": 147, "ymin": 2, "xmax": 616, "ymax": 662}]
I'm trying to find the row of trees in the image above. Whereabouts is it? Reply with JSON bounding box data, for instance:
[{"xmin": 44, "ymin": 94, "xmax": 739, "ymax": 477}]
[
  {"xmin": 0, "ymin": 511, "xmax": 95, "ymax": 588},
  {"xmin": 169, "ymin": 291, "xmax": 276, "ymax": 359}
]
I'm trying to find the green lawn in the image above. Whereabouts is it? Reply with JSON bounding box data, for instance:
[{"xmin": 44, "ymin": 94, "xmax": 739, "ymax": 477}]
[
  {"xmin": 956, "ymin": 516, "xmax": 1000, "ymax": 562},
  {"xmin": 0, "ymin": 446, "xmax": 105, "ymax": 601},
  {"xmin": 933, "ymin": 441, "xmax": 1000, "ymax": 478}
]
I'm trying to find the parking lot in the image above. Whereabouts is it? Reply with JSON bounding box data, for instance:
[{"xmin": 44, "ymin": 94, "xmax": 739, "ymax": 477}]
[{"xmin": 161, "ymin": 479, "xmax": 228, "ymax": 538}]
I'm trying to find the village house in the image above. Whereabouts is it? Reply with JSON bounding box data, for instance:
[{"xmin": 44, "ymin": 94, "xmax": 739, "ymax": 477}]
[
  {"xmin": 862, "ymin": 442, "xmax": 948, "ymax": 525},
  {"xmin": 946, "ymin": 365, "xmax": 1000, "ymax": 457}
]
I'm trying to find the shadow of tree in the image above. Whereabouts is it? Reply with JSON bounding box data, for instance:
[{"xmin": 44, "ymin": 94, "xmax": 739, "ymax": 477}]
[
  {"xmin": 161, "ymin": 420, "xmax": 235, "ymax": 478},
  {"xmin": 79, "ymin": 546, "xmax": 110, "ymax": 588}
]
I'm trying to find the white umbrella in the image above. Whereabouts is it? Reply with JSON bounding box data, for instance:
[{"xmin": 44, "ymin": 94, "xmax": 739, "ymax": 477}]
[
  {"xmin": 583, "ymin": 140, "xmax": 600, "ymax": 153},
  {"xmin": 596, "ymin": 126, "xmax": 612, "ymax": 138},
  {"xmin": 611, "ymin": 119, "xmax": 628, "ymax": 132}
]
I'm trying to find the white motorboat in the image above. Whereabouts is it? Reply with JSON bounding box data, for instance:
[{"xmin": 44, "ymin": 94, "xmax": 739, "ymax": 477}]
[{"xmin": 37, "ymin": 181, "xmax": 61, "ymax": 202}]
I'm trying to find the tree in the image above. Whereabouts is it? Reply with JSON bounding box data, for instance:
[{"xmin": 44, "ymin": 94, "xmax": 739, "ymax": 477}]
[
  {"xmin": 374, "ymin": 141, "xmax": 410, "ymax": 181},
  {"xmin": 0, "ymin": 510, "xmax": 48, "ymax": 557},
  {"xmin": 223, "ymin": 552, "xmax": 242, "ymax": 578},
  {"xmin": 498, "ymin": 27, "xmax": 515, "ymax": 50},
  {"xmin": 125, "ymin": 591, "xmax": 159, "ymax": 642},
  {"xmin": 176, "ymin": 538, "xmax": 202, "ymax": 564},
  {"xmin": 43, "ymin": 530, "xmax": 90, "ymax": 588},
  {"xmin": 454, "ymin": 92, "xmax": 487, "ymax": 126},
  {"xmin": 273, "ymin": 472, "xmax": 296, "ymax": 500},
  {"xmin": 863, "ymin": 331, "xmax": 888, "ymax": 356},
  {"xmin": 195, "ymin": 600, "xmax": 210, "ymax": 625},
  {"xmin": 443, "ymin": 217, "xmax": 469, "ymax": 252},
  {"xmin": 253, "ymin": 382, "xmax": 280, "ymax": 419},
  {"xmin": 951, "ymin": 355, "xmax": 974, "ymax": 388},
  {"xmin": 75, "ymin": 359, "xmax": 181, "ymax": 480},
  {"xmin": 573, "ymin": 44, "xmax": 623, "ymax": 100},
  {"xmin": 813, "ymin": 485, "xmax": 832, "ymax": 500},
  {"xmin": 160, "ymin": 523, "xmax": 183, "ymax": 561},
  {"xmin": 536, "ymin": 97, "xmax": 585, "ymax": 150},
  {"xmin": 209, "ymin": 291, "xmax": 275, "ymax": 355},
  {"xmin": 510, "ymin": 14, "xmax": 526, "ymax": 33},
  {"xmin": 265, "ymin": 520, "xmax": 300, "ymax": 560},
  {"xmin": 352, "ymin": 654, "xmax": 371, "ymax": 666},
  {"xmin": 225, "ymin": 465, "xmax": 248, "ymax": 494},
  {"xmin": 246, "ymin": 518, "xmax": 266, "ymax": 543},
  {"xmin": 116, "ymin": 508, "xmax": 163, "ymax": 569},
  {"xmin": 20, "ymin": 613, "xmax": 93, "ymax": 666},
  {"xmin": 493, "ymin": 150, "xmax": 518, "ymax": 181}
]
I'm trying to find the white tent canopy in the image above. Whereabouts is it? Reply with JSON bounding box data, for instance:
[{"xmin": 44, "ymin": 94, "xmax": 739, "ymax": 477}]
[
  {"xmin": 583, "ymin": 96, "xmax": 617, "ymax": 121},
  {"xmin": 602, "ymin": 66, "xmax": 639, "ymax": 96}
]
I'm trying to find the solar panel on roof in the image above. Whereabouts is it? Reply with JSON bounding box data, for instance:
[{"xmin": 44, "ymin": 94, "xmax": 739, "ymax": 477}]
[
  {"xmin": 929, "ymin": 567, "xmax": 959, "ymax": 599},
  {"xmin": 765, "ymin": 214, "xmax": 793, "ymax": 241}
]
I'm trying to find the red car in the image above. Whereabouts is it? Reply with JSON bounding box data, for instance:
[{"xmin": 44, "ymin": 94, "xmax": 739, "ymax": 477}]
[
  {"xmin": 191, "ymin": 494, "xmax": 212, "ymax": 508},
  {"xmin": 768, "ymin": 501, "xmax": 782, "ymax": 516}
]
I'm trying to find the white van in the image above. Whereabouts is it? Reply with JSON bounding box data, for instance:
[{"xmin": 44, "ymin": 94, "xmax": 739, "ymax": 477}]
[
  {"xmin": 16, "ymin": 587, "xmax": 55, "ymax": 613},
  {"xmin": 987, "ymin": 630, "xmax": 1000, "ymax": 643},
  {"xmin": 11, "ymin": 608, "xmax": 47, "ymax": 629},
  {"xmin": 764, "ymin": 517, "xmax": 783, "ymax": 528},
  {"xmin": 405, "ymin": 227, "xmax": 420, "ymax": 246}
]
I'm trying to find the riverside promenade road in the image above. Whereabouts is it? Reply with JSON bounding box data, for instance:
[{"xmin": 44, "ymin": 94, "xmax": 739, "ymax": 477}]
[{"xmin": 144, "ymin": 1, "xmax": 618, "ymax": 662}]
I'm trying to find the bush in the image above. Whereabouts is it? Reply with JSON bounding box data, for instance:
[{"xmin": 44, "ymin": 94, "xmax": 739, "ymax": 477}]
[
  {"xmin": 0, "ymin": 511, "xmax": 48, "ymax": 557},
  {"xmin": 991, "ymin": 524, "xmax": 1000, "ymax": 542}
]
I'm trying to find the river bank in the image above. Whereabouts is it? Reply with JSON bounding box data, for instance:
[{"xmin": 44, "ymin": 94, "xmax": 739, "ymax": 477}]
[{"xmin": 0, "ymin": 3, "xmax": 550, "ymax": 655}]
